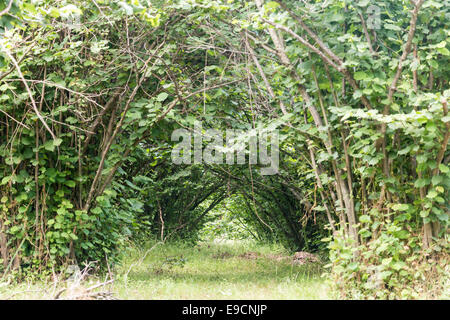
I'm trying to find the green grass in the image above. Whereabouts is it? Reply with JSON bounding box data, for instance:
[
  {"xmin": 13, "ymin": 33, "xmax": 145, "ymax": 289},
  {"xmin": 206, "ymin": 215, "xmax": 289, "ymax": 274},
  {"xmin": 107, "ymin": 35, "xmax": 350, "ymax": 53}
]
[
  {"xmin": 115, "ymin": 240, "xmax": 329, "ymax": 299},
  {"xmin": 0, "ymin": 240, "xmax": 330, "ymax": 299}
]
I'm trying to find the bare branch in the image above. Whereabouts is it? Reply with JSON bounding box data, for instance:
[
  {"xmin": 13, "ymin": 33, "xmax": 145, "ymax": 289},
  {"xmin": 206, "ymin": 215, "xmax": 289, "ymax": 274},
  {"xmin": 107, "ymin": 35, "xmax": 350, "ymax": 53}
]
[
  {"xmin": 0, "ymin": 0, "xmax": 13, "ymax": 18},
  {"xmin": 262, "ymin": 18, "xmax": 342, "ymax": 72},
  {"xmin": 273, "ymin": 0, "xmax": 344, "ymax": 66},
  {"xmin": 387, "ymin": 0, "xmax": 425, "ymax": 102},
  {"xmin": 3, "ymin": 50, "xmax": 56, "ymax": 140}
]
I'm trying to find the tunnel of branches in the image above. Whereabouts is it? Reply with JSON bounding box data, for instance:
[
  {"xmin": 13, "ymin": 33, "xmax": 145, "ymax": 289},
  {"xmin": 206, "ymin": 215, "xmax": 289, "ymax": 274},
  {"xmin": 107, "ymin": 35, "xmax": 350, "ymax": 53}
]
[
  {"xmin": 1, "ymin": 0, "xmax": 448, "ymax": 278},
  {"xmin": 116, "ymin": 139, "xmax": 327, "ymax": 252}
]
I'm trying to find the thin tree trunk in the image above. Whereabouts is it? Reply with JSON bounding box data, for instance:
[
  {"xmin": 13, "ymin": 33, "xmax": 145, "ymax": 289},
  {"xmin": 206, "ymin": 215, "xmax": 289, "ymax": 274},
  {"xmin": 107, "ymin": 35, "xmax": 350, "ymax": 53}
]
[{"xmin": 0, "ymin": 220, "xmax": 8, "ymax": 270}]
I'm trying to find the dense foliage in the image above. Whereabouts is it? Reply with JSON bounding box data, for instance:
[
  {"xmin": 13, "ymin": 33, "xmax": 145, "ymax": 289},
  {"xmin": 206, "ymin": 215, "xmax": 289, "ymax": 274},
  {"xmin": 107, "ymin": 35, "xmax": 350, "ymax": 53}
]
[{"xmin": 0, "ymin": 0, "xmax": 448, "ymax": 298}]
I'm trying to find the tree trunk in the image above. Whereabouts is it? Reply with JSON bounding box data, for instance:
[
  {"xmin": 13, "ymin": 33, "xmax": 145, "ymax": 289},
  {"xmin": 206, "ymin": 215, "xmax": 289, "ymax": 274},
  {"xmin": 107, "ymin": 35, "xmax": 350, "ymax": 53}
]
[{"xmin": 0, "ymin": 220, "xmax": 8, "ymax": 270}]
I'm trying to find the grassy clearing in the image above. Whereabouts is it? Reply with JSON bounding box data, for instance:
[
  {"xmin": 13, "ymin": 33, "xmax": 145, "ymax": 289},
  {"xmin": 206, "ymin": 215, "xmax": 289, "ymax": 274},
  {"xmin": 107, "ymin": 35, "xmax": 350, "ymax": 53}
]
[{"xmin": 0, "ymin": 240, "xmax": 330, "ymax": 300}]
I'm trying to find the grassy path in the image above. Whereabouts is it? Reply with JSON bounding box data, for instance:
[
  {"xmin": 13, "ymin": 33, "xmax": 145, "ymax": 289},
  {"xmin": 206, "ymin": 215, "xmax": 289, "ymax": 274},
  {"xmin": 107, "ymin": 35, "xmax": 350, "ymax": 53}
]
[{"xmin": 116, "ymin": 241, "xmax": 329, "ymax": 299}]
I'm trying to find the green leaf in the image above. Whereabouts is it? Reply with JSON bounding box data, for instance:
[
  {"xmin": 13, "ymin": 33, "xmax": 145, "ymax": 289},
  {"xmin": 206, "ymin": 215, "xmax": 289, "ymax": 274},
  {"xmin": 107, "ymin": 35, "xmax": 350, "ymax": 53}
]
[
  {"xmin": 359, "ymin": 215, "xmax": 371, "ymax": 223},
  {"xmin": 436, "ymin": 213, "xmax": 448, "ymax": 222},
  {"xmin": 53, "ymin": 138, "xmax": 63, "ymax": 147},
  {"xmin": 437, "ymin": 47, "xmax": 450, "ymax": 56},
  {"xmin": 118, "ymin": 1, "xmax": 133, "ymax": 15},
  {"xmin": 43, "ymin": 140, "xmax": 55, "ymax": 152},
  {"xmin": 91, "ymin": 207, "xmax": 102, "ymax": 215},
  {"xmin": 347, "ymin": 262, "xmax": 359, "ymax": 271},
  {"xmin": 426, "ymin": 190, "xmax": 438, "ymax": 199},
  {"xmin": 65, "ymin": 180, "xmax": 76, "ymax": 188},
  {"xmin": 356, "ymin": 0, "xmax": 370, "ymax": 7},
  {"xmin": 420, "ymin": 210, "xmax": 430, "ymax": 218},
  {"xmin": 384, "ymin": 24, "xmax": 402, "ymax": 31},
  {"xmin": 398, "ymin": 146, "xmax": 411, "ymax": 155},
  {"xmin": 354, "ymin": 71, "xmax": 368, "ymax": 81},
  {"xmin": 431, "ymin": 175, "xmax": 442, "ymax": 186},
  {"xmin": 9, "ymin": 226, "xmax": 20, "ymax": 234},
  {"xmin": 156, "ymin": 92, "xmax": 169, "ymax": 102},
  {"xmin": 265, "ymin": 1, "xmax": 280, "ymax": 10},
  {"xmin": 392, "ymin": 204, "xmax": 409, "ymax": 211},
  {"xmin": 1, "ymin": 176, "xmax": 11, "ymax": 185},
  {"xmin": 353, "ymin": 90, "xmax": 363, "ymax": 99},
  {"xmin": 48, "ymin": 7, "xmax": 60, "ymax": 18},
  {"xmin": 70, "ymin": 233, "xmax": 78, "ymax": 240},
  {"xmin": 394, "ymin": 230, "xmax": 409, "ymax": 239}
]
